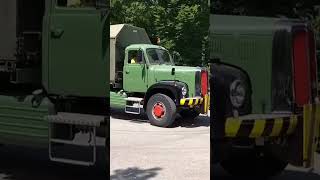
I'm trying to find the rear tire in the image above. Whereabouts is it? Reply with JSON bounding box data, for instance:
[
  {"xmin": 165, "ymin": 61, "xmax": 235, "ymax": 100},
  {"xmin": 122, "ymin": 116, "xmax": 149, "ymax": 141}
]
[
  {"xmin": 146, "ymin": 93, "xmax": 176, "ymax": 127},
  {"xmin": 220, "ymin": 147, "xmax": 288, "ymax": 177}
]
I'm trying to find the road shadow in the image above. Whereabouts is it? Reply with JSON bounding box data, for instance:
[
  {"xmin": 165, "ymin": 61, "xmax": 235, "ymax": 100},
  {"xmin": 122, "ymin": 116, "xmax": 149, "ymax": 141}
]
[
  {"xmin": 110, "ymin": 167, "xmax": 162, "ymax": 180},
  {"xmin": 172, "ymin": 115, "xmax": 210, "ymax": 128},
  {"xmin": 0, "ymin": 146, "xmax": 106, "ymax": 180},
  {"xmin": 212, "ymin": 164, "xmax": 320, "ymax": 180},
  {"xmin": 111, "ymin": 108, "xmax": 210, "ymax": 128}
]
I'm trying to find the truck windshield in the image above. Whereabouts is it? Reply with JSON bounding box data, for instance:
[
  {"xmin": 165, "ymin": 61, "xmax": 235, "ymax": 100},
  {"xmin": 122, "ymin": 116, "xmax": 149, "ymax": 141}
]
[{"xmin": 146, "ymin": 48, "xmax": 174, "ymax": 65}]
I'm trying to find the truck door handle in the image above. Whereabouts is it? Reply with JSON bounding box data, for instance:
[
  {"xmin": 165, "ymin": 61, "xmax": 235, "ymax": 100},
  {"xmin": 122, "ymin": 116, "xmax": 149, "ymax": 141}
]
[
  {"xmin": 51, "ymin": 28, "xmax": 64, "ymax": 38},
  {"xmin": 125, "ymin": 70, "xmax": 130, "ymax": 74}
]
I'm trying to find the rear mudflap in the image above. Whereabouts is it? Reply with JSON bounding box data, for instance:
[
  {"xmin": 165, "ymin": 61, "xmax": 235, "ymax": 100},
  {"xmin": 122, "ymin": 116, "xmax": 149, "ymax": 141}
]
[{"xmin": 288, "ymin": 104, "xmax": 320, "ymax": 167}]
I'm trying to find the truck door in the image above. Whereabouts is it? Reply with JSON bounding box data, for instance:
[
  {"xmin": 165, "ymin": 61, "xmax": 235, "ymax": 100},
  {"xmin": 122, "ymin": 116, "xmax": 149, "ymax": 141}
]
[
  {"xmin": 123, "ymin": 49, "xmax": 148, "ymax": 92},
  {"xmin": 43, "ymin": 0, "xmax": 109, "ymax": 97}
]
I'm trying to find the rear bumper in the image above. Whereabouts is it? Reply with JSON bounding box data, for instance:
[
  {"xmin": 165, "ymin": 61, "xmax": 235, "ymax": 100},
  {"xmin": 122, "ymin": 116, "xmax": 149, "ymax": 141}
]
[
  {"xmin": 217, "ymin": 104, "xmax": 320, "ymax": 168},
  {"xmin": 224, "ymin": 114, "xmax": 299, "ymax": 138},
  {"xmin": 223, "ymin": 104, "xmax": 320, "ymax": 140}
]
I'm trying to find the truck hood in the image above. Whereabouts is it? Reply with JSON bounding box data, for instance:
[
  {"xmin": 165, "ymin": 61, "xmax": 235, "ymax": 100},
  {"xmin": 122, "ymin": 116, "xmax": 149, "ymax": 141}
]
[{"xmin": 148, "ymin": 65, "xmax": 202, "ymax": 97}]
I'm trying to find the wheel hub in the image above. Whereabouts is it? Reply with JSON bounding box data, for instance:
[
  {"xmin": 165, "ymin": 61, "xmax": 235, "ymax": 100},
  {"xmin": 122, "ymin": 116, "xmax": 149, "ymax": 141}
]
[{"xmin": 153, "ymin": 103, "xmax": 166, "ymax": 118}]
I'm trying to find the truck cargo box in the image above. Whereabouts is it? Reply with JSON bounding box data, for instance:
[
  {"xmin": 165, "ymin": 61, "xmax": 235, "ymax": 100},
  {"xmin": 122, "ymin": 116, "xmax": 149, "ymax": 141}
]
[{"xmin": 110, "ymin": 24, "xmax": 151, "ymax": 87}]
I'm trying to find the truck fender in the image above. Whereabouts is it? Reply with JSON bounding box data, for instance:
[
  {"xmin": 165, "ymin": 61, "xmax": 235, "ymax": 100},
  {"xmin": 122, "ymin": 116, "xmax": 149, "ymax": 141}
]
[
  {"xmin": 144, "ymin": 81, "xmax": 186, "ymax": 109},
  {"xmin": 210, "ymin": 62, "xmax": 252, "ymax": 138}
]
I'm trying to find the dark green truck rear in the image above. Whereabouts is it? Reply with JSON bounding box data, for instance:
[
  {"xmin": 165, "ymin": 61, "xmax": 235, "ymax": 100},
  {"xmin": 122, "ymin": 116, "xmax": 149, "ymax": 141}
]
[{"xmin": 210, "ymin": 15, "xmax": 320, "ymax": 177}]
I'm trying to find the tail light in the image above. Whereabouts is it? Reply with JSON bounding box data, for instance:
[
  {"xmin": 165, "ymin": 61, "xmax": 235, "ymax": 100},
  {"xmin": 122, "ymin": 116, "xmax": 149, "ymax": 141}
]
[
  {"xmin": 201, "ymin": 70, "xmax": 208, "ymax": 96},
  {"xmin": 292, "ymin": 28, "xmax": 317, "ymax": 107}
]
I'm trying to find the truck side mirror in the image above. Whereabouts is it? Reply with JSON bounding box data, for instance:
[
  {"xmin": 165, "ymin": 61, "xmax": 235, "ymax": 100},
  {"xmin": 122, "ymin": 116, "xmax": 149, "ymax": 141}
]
[
  {"xmin": 172, "ymin": 51, "xmax": 181, "ymax": 63},
  {"xmin": 171, "ymin": 68, "xmax": 176, "ymax": 75}
]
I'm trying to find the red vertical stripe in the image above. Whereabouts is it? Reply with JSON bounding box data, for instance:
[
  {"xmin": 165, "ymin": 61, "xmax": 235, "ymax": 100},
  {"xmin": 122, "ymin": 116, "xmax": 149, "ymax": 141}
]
[{"xmin": 201, "ymin": 71, "xmax": 208, "ymax": 96}]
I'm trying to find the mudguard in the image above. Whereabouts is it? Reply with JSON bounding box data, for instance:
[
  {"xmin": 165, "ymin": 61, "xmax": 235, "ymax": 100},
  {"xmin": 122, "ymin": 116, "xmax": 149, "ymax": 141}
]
[{"xmin": 144, "ymin": 81, "xmax": 186, "ymax": 108}]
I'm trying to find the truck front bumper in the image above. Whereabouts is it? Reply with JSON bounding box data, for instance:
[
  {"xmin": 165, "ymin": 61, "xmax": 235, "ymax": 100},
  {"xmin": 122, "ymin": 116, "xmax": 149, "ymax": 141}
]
[{"xmin": 179, "ymin": 94, "xmax": 209, "ymax": 114}]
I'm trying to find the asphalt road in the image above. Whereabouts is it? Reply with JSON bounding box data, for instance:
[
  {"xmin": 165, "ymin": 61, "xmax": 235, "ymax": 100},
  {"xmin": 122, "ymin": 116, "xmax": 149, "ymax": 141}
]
[{"xmin": 110, "ymin": 108, "xmax": 210, "ymax": 180}]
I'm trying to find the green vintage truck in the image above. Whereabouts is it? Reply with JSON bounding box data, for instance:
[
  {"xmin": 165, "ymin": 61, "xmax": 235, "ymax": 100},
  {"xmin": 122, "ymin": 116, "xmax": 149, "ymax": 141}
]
[
  {"xmin": 0, "ymin": 0, "xmax": 108, "ymax": 172},
  {"xmin": 110, "ymin": 24, "xmax": 209, "ymax": 127},
  {"xmin": 210, "ymin": 15, "xmax": 320, "ymax": 177}
]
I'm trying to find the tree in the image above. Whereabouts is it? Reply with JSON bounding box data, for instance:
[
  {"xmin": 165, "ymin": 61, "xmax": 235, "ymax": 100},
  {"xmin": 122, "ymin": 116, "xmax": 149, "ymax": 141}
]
[{"xmin": 111, "ymin": 0, "xmax": 209, "ymax": 66}]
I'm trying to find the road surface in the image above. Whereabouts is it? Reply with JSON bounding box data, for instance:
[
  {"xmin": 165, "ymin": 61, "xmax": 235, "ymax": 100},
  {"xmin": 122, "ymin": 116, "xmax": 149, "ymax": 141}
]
[
  {"xmin": 0, "ymin": 108, "xmax": 319, "ymax": 180},
  {"xmin": 110, "ymin": 108, "xmax": 210, "ymax": 180}
]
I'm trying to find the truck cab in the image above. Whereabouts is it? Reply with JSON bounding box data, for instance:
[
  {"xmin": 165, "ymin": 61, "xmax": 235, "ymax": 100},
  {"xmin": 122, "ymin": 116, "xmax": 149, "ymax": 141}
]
[
  {"xmin": 110, "ymin": 24, "xmax": 209, "ymax": 127},
  {"xmin": 123, "ymin": 44, "xmax": 200, "ymax": 96}
]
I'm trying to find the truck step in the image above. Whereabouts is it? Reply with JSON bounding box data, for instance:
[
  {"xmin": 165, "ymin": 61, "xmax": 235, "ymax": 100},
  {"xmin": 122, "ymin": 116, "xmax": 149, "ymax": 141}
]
[
  {"xmin": 47, "ymin": 112, "xmax": 105, "ymax": 126},
  {"xmin": 48, "ymin": 113, "xmax": 105, "ymax": 166},
  {"xmin": 125, "ymin": 97, "xmax": 143, "ymax": 115}
]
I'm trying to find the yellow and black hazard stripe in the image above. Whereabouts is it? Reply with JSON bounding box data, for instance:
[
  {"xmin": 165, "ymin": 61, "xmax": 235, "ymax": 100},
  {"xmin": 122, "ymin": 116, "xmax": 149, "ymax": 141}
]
[
  {"xmin": 303, "ymin": 103, "xmax": 320, "ymax": 164},
  {"xmin": 180, "ymin": 97, "xmax": 204, "ymax": 106},
  {"xmin": 224, "ymin": 115, "xmax": 299, "ymax": 138}
]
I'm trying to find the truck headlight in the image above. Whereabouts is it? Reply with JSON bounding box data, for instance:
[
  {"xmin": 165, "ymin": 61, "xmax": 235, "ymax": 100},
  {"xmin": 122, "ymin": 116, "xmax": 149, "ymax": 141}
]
[
  {"xmin": 230, "ymin": 80, "xmax": 246, "ymax": 108},
  {"xmin": 182, "ymin": 86, "xmax": 188, "ymax": 97}
]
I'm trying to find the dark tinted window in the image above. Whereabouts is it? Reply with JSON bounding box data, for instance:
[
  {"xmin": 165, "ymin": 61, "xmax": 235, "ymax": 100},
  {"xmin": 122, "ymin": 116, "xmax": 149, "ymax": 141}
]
[{"xmin": 57, "ymin": 0, "xmax": 96, "ymax": 8}]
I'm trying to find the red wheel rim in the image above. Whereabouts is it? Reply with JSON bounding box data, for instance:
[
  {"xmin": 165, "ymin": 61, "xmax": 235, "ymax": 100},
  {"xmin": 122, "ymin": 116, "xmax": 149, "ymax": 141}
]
[{"xmin": 152, "ymin": 102, "xmax": 166, "ymax": 119}]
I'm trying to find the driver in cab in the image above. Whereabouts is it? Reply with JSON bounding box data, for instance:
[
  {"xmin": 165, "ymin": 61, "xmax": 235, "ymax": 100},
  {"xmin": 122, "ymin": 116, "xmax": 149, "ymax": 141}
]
[
  {"xmin": 131, "ymin": 51, "xmax": 143, "ymax": 64},
  {"xmin": 131, "ymin": 54, "xmax": 137, "ymax": 64}
]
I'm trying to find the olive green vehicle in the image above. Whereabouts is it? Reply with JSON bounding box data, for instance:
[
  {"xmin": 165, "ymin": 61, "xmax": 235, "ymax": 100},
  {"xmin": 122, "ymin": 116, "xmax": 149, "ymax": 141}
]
[
  {"xmin": 210, "ymin": 15, "xmax": 320, "ymax": 177},
  {"xmin": 110, "ymin": 24, "xmax": 209, "ymax": 127},
  {"xmin": 0, "ymin": 0, "xmax": 108, "ymax": 172}
]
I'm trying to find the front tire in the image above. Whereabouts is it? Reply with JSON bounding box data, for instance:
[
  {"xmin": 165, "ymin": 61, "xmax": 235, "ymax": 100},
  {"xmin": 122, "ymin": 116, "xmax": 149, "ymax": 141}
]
[{"xmin": 146, "ymin": 93, "xmax": 176, "ymax": 127}]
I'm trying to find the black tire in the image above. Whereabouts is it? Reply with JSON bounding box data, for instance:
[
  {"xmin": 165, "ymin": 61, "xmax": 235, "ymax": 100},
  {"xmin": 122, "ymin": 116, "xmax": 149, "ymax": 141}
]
[
  {"xmin": 146, "ymin": 93, "xmax": 177, "ymax": 127},
  {"xmin": 179, "ymin": 109, "xmax": 200, "ymax": 119},
  {"xmin": 220, "ymin": 148, "xmax": 288, "ymax": 177}
]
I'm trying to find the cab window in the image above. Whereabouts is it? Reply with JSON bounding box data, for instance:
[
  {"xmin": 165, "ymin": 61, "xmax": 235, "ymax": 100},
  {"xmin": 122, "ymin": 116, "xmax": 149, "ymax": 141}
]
[
  {"xmin": 57, "ymin": 0, "xmax": 96, "ymax": 8},
  {"xmin": 147, "ymin": 48, "xmax": 173, "ymax": 65},
  {"xmin": 128, "ymin": 50, "xmax": 144, "ymax": 64}
]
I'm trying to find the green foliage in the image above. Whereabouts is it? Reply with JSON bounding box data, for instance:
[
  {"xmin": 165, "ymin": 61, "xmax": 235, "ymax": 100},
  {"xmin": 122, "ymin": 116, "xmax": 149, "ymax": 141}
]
[{"xmin": 111, "ymin": 0, "xmax": 209, "ymax": 66}]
